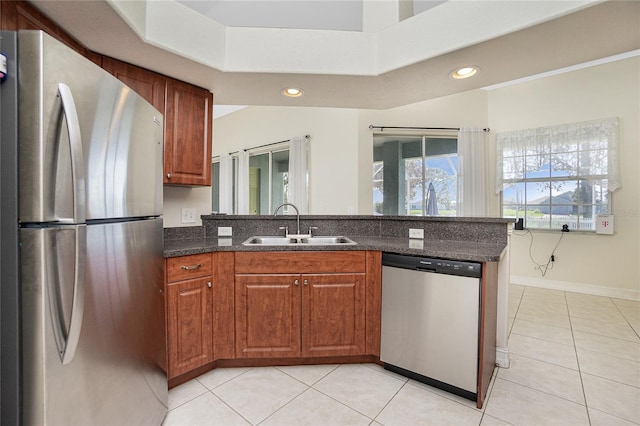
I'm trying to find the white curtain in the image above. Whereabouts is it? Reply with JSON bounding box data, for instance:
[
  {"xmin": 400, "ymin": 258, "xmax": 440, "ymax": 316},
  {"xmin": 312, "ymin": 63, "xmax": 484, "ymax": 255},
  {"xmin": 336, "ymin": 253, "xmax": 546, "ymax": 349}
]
[
  {"xmin": 457, "ymin": 127, "xmax": 488, "ymax": 217},
  {"xmin": 288, "ymin": 135, "xmax": 309, "ymax": 214},
  {"xmin": 495, "ymin": 117, "xmax": 620, "ymax": 194},
  {"xmin": 236, "ymin": 150, "xmax": 250, "ymax": 215},
  {"xmin": 219, "ymin": 154, "xmax": 233, "ymax": 214}
]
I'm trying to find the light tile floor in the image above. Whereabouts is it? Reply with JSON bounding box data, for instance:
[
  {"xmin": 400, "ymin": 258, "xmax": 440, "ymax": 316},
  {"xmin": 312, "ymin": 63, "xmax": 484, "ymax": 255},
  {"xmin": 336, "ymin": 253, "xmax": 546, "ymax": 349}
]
[{"xmin": 163, "ymin": 285, "xmax": 640, "ymax": 425}]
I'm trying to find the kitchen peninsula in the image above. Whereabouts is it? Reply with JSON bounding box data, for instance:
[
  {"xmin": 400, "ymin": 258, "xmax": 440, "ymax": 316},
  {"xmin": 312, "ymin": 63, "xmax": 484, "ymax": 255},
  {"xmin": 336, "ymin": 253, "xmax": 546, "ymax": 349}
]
[
  {"xmin": 163, "ymin": 215, "xmax": 511, "ymax": 408},
  {"xmin": 164, "ymin": 215, "xmax": 511, "ymax": 261}
]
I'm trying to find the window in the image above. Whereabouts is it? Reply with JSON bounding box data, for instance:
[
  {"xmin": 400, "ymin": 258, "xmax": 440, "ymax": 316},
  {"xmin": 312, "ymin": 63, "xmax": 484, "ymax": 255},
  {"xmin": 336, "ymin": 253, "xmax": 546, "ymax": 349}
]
[
  {"xmin": 497, "ymin": 118, "xmax": 620, "ymax": 231},
  {"xmin": 247, "ymin": 150, "xmax": 289, "ymax": 215},
  {"xmin": 373, "ymin": 134, "xmax": 458, "ymax": 216},
  {"xmin": 212, "ymin": 145, "xmax": 293, "ymax": 215}
]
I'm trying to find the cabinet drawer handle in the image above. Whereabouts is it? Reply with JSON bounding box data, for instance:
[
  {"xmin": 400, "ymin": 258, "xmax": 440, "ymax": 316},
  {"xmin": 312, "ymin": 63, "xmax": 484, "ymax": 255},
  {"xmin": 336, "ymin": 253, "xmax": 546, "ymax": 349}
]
[
  {"xmin": 167, "ymin": 173, "xmax": 172, "ymax": 179},
  {"xmin": 181, "ymin": 263, "xmax": 202, "ymax": 271},
  {"xmin": 303, "ymin": 279, "xmax": 309, "ymax": 286},
  {"xmin": 294, "ymin": 279, "xmax": 299, "ymax": 286},
  {"xmin": 207, "ymin": 281, "xmax": 212, "ymax": 288}
]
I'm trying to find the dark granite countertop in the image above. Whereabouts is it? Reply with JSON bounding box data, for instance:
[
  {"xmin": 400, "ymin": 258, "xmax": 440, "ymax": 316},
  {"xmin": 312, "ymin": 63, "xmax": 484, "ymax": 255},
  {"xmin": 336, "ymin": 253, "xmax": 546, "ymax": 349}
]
[{"xmin": 163, "ymin": 235, "xmax": 506, "ymax": 263}]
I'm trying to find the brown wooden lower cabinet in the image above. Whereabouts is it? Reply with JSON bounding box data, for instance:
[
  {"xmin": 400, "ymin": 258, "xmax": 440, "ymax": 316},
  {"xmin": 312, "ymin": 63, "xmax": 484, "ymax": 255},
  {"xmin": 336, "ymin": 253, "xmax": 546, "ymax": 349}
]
[
  {"xmin": 167, "ymin": 250, "xmax": 380, "ymax": 385},
  {"xmin": 235, "ymin": 271, "xmax": 366, "ymax": 358},
  {"xmin": 165, "ymin": 253, "xmax": 214, "ymax": 379},
  {"xmin": 235, "ymin": 273, "xmax": 301, "ymax": 358},
  {"xmin": 166, "ymin": 277, "xmax": 213, "ymax": 378},
  {"xmin": 302, "ymin": 273, "xmax": 366, "ymax": 357}
]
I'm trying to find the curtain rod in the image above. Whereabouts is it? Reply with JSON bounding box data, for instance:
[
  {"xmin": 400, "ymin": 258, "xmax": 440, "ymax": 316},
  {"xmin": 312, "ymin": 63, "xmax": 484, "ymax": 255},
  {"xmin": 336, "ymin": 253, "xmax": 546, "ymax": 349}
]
[
  {"xmin": 369, "ymin": 125, "xmax": 490, "ymax": 132},
  {"xmin": 213, "ymin": 134, "xmax": 310, "ymax": 159}
]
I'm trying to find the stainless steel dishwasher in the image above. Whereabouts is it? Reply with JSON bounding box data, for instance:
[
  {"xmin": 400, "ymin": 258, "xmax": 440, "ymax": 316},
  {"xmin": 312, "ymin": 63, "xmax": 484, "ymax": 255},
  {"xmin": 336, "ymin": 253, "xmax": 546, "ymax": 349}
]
[{"xmin": 380, "ymin": 252, "xmax": 482, "ymax": 401}]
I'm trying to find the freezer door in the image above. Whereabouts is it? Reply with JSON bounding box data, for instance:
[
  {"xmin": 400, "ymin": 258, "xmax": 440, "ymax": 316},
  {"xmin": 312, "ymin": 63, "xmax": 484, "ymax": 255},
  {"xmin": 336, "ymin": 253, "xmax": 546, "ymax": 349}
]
[
  {"xmin": 21, "ymin": 218, "xmax": 167, "ymax": 425},
  {"xmin": 18, "ymin": 30, "xmax": 163, "ymax": 223}
]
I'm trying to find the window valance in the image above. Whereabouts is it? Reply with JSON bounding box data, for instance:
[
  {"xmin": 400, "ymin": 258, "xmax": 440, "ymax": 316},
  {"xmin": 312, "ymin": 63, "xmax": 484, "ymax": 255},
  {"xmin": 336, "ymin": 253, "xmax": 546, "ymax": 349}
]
[{"xmin": 495, "ymin": 118, "xmax": 620, "ymax": 194}]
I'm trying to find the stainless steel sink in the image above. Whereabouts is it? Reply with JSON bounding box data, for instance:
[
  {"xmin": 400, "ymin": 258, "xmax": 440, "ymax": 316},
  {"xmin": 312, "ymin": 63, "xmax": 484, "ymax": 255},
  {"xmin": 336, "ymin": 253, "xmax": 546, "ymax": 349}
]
[
  {"xmin": 242, "ymin": 236, "xmax": 298, "ymax": 245},
  {"xmin": 299, "ymin": 236, "xmax": 357, "ymax": 245},
  {"xmin": 242, "ymin": 236, "xmax": 357, "ymax": 246}
]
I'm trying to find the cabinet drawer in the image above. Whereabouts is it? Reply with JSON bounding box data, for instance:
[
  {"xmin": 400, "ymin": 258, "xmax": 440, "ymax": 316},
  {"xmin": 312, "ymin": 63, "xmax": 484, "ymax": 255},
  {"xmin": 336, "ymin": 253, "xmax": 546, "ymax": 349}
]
[
  {"xmin": 166, "ymin": 253, "xmax": 213, "ymax": 282},
  {"xmin": 235, "ymin": 251, "xmax": 366, "ymax": 274}
]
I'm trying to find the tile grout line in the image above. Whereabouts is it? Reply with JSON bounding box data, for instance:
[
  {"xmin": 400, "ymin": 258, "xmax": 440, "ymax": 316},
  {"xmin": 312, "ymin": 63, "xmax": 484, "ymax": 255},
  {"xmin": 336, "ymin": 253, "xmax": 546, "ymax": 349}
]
[
  {"xmin": 368, "ymin": 379, "xmax": 409, "ymax": 425},
  {"xmin": 198, "ymin": 366, "xmax": 260, "ymax": 425},
  {"xmin": 611, "ymin": 298, "xmax": 640, "ymax": 340},
  {"xmin": 209, "ymin": 388, "xmax": 256, "ymax": 426},
  {"xmin": 566, "ymin": 290, "xmax": 592, "ymax": 426},
  {"xmin": 255, "ymin": 385, "xmax": 313, "ymax": 426}
]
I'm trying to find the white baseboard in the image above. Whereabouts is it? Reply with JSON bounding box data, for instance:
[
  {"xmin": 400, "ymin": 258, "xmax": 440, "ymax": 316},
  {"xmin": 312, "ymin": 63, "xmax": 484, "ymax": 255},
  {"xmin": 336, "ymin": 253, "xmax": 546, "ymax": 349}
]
[
  {"xmin": 496, "ymin": 347, "xmax": 510, "ymax": 368},
  {"xmin": 510, "ymin": 275, "xmax": 640, "ymax": 301}
]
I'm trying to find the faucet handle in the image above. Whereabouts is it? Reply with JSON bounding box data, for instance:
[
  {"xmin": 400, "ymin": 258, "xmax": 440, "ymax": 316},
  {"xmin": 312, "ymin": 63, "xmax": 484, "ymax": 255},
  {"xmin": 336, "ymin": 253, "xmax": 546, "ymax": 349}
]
[
  {"xmin": 308, "ymin": 226, "xmax": 318, "ymax": 236},
  {"xmin": 279, "ymin": 226, "xmax": 289, "ymax": 236}
]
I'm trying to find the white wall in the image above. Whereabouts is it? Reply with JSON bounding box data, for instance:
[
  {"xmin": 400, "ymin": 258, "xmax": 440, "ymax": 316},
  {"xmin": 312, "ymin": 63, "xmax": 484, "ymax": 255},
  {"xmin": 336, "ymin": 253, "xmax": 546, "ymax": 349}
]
[
  {"xmin": 488, "ymin": 57, "xmax": 640, "ymax": 299},
  {"xmin": 163, "ymin": 57, "xmax": 640, "ymax": 298},
  {"xmin": 356, "ymin": 90, "xmax": 490, "ymax": 214},
  {"xmin": 211, "ymin": 106, "xmax": 360, "ymax": 215},
  {"xmin": 163, "ymin": 186, "xmax": 211, "ymax": 227}
]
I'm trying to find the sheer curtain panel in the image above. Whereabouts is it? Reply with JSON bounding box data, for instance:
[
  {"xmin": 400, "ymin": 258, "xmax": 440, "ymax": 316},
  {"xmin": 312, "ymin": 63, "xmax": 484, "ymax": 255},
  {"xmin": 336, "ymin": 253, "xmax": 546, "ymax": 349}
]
[
  {"xmin": 457, "ymin": 127, "xmax": 488, "ymax": 217},
  {"xmin": 219, "ymin": 154, "xmax": 233, "ymax": 214},
  {"xmin": 288, "ymin": 136, "xmax": 309, "ymax": 214},
  {"xmin": 236, "ymin": 150, "xmax": 250, "ymax": 215}
]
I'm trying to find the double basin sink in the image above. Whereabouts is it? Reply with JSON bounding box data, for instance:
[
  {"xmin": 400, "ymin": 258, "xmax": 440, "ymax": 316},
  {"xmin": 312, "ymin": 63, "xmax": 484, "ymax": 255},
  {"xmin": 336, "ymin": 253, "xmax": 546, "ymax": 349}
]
[{"xmin": 243, "ymin": 236, "xmax": 357, "ymax": 246}]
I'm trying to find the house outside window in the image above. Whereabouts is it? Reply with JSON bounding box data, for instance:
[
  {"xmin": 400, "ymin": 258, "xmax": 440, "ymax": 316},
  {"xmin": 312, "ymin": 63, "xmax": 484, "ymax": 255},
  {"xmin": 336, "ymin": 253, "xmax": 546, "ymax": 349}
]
[{"xmin": 497, "ymin": 117, "xmax": 620, "ymax": 231}]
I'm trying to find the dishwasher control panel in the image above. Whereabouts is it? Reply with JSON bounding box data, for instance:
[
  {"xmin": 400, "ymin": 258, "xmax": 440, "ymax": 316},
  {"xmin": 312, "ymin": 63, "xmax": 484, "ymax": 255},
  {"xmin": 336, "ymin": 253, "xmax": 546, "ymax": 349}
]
[{"xmin": 382, "ymin": 253, "xmax": 482, "ymax": 278}]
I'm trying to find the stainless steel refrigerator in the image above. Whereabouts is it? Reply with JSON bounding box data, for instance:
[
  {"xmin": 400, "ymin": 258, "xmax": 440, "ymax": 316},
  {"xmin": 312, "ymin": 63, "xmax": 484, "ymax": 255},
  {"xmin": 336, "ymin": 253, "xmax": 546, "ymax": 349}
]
[{"xmin": 0, "ymin": 30, "xmax": 167, "ymax": 425}]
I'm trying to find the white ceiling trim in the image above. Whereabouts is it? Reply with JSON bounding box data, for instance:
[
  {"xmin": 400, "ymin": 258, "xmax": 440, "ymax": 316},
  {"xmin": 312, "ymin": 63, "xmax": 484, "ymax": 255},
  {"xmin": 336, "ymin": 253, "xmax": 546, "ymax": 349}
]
[
  {"xmin": 481, "ymin": 49, "xmax": 640, "ymax": 91},
  {"xmin": 108, "ymin": 0, "xmax": 601, "ymax": 77}
]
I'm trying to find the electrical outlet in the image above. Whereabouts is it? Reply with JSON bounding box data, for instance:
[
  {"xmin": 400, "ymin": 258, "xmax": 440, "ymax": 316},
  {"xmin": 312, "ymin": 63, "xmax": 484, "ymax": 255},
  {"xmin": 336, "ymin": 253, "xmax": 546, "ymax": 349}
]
[
  {"xmin": 409, "ymin": 239, "xmax": 424, "ymax": 249},
  {"xmin": 218, "ymin": 226, "xmax": 233, "ymax": 237},
  {"xmin": 409, "ymin": 228, "xmax": 424, "ymax": 239},
  {"xmin": 181, "ymin": 208, "xmax": 196, "ymax": 223}
]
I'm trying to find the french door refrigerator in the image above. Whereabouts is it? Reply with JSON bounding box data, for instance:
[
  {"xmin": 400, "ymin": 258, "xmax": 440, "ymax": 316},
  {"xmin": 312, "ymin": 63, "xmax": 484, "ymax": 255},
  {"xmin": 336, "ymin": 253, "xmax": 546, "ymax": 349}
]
[{"xmin": 0, "ymin": 30, "xmax": 167, "ymax": 424}]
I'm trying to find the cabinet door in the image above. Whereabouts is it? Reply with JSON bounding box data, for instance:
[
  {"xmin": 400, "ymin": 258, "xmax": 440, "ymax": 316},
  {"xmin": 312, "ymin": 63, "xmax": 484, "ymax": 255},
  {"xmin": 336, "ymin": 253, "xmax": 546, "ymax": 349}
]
[
  {"xmin": 235, "ymin": 274, "xmax": 300, "ymax": 358},
  {"xmin": 101, "ymin": 56, "xmax": 166, "ymax": 113},
  {"xmin": 2, "ymin": 1, "xmax": 86, "ymax": 55},
  {"xmin": 167, "ymin": 277, "xmax": 213, "ymax": 379},
  {"xmin": 164, "ymin": 78, "xmax": 213, "ymax": 186},
  {"xmin": 302, "ymin": 273, "xmax": 366, "ymax": 357}
]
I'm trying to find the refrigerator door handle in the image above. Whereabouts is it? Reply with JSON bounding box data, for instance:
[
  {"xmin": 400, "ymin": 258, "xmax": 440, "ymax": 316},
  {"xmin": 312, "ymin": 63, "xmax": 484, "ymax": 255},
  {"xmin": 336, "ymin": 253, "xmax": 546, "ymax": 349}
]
[
  {"xmin": 48, "ymin": 225, "xmax": 87, "ymax": 365},
  {"xmin": 57, "ymin": 83, "xmax": 86, "ymax": 223}
]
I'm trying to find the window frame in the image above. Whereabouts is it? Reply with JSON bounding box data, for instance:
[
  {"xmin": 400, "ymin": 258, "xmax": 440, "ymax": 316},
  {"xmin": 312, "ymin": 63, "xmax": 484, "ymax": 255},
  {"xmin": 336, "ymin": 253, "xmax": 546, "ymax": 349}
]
[
  {"xmin": 497, "ymin": 118, "xmax": 619, "ymax": 232},
  {"xmin": 212, "ymin": 142, "xmax": 291, "ymax": 215},
  {"xmin": 372, "ymin": 132, "xmax": 459, "ymax": 216}
]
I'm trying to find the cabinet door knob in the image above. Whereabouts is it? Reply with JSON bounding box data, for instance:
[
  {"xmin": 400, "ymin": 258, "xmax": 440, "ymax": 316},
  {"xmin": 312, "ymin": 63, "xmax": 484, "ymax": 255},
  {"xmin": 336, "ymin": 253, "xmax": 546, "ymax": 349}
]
[
  {"xmin": 294, "ymin": 279, "xmax": 299, "ymax": 286},
  {"xmin": 207, "ymin": 281, "xmax": 212, "ymax": 288},
  {"xmin": 303, "ymin": 279, "xmax": 309, "ymax": 286},
  {"xmin": 167, "ymin": 173, "xmax": 172, "ymax": 179}
]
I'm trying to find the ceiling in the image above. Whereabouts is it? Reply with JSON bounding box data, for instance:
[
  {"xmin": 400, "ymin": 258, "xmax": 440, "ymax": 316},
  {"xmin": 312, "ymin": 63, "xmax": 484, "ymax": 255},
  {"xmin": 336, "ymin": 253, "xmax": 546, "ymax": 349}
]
[
  {"xmin": 175, "ymin": 0, "xmax": 446, "ymax": 32},
  {"xmin": 29, "ymin": 1, "xmax": 640, "ymax": 110}
]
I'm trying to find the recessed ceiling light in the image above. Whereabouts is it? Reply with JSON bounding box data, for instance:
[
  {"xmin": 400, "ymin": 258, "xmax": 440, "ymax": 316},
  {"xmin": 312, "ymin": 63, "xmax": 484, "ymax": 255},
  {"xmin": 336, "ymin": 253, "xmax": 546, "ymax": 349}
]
[
  {"xmin": 450, "ymin": 66, "xmax": 479, "ymax": 79},
  {"xmin": 282, "ymin": 87, "xmax": 304, "ymax": 97}
]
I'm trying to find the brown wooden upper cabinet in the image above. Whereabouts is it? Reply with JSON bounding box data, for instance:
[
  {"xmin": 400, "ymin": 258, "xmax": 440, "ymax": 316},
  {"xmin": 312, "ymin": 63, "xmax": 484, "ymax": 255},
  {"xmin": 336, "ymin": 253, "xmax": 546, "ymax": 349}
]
[
  {"xmin": 2, "ymin": 0, "xmax": 215, "ymax": 188},
  {"xmin": 101, "ymin": 56, "xmax": 166, "ymax": 113},
  {"xmin": 102, "ymin": 59, "xmax": 213, "ymax": 187},
  {"xmin": 164, "ymin": 77, "xmax": 213, "ymax": 186}
]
